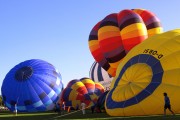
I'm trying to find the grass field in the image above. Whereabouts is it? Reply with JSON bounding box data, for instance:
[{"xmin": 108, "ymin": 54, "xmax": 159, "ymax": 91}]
[{"xmin": 0, "ymin": 110, "xmax": 179, "ymax": 120}]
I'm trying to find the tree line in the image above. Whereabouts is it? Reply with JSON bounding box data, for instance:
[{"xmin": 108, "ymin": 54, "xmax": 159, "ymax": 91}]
[{"xmin": 0, "ymin": 95, "xmax": 4, "ymax": 106}]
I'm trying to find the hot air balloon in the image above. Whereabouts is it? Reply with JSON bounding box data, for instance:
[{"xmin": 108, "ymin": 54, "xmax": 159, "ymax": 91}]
[
  {"xmin": 1, "ymin": 59, "xmax": 64, "ymax": 112},
  {"xmin": 60, "ymin": 77, "xmax": 104, "ymax": 109},
  {"xmin": 89, "ymin": 61, "xmax": 113, "ymax": 91},
  {"xmin": 105, "ymin": 29, "xmax": 180, "ymax": 116},
  {"xmin": 88, "ymin": 8, "xmax": 163, "ymax": 77}
]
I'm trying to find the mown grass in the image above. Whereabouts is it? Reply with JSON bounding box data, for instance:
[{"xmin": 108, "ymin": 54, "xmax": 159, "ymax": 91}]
[{"xmin": 0, "ymin": 110, "xmax": 179, "ymax": 120}]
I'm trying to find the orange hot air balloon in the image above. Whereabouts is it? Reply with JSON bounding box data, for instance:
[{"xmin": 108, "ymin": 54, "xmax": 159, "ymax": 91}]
[{"xmin": 88, "ymin": 9, "xmax": 163, "ymax": 77}]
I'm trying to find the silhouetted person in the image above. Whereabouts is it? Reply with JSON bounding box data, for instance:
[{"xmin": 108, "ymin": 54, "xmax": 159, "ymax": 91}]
[
  {"xmin": 91, "ymin": 104, "xmax": 96, "ymax": 114},
  {"xmin": 75, "ymin": 104, "xmax": 79, "ymax": 110},
  {"xmin": 56, "ymin": 103, "xmax": 61, "ymax": 115},
  {"xmin": 163, "ymin": 92, "xmax": 175, "ymax": 116}
]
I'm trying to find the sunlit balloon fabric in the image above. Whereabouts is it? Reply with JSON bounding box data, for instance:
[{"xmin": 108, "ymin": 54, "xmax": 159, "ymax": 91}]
[
  {"xmin": 1, "ymin": 59, "xmax": 64, "ymax": 112},
  {"xmin": 61, "ymin": 78, "xmax": 104, "ymax": 109},
  {"xmin": 88, "ymin": 8, "xmax": 163, "ymax": 77},
  {"xmin": 89, "ymin": 61, "xmax": 113, "ymax": 91},
  {"xmin": 105, "ymin": 29, "xmax": 180, "ymax": 116}
]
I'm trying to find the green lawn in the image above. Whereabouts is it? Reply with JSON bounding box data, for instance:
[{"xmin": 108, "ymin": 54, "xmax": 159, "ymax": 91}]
[{"xmin": 0, "ymin": 110, "xmax": 179, "ymax": 120}]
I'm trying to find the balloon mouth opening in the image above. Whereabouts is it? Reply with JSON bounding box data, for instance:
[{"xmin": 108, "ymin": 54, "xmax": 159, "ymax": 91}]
[{"xmin": 15, "ymin": 66, "xmax": 33, "ymax": 81}]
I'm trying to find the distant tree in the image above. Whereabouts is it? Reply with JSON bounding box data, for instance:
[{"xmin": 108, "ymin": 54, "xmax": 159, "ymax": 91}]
[
  {"xmin": 0, "ymin": 95, "xmax": 4, "ymax": 106},
  {"xmin": 0, "ymin": 95, "xmax": 2, "ymax": 105}
]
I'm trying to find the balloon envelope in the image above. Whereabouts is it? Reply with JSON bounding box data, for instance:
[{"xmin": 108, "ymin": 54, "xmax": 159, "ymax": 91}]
[
  {"xmin": 88, "ymin": 8, "xmax": 163, "ymax": 77},
  {"xmin": 60, "ymin": 77, "xmax": 104, "ymax": 109},
  {"xmin": 90, "ymin": 61, "xmax": 113, "ymax": 91},
  {"xmin": 1, "ymin": 59, "xmax": 64, "ymax": 112},
  {"xmin": 105, "ymin": 29, "xmax": 180, "ymax": 116}
]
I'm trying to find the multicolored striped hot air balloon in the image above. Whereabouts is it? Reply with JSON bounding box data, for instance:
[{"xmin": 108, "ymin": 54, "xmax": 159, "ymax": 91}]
[
  {"xmin": 60, "ymin": 77, "xmax": 104, "ymax": 109},
  {"xmin": 89, "ymin": 61, "xmax": 113, "ymax": 91},
  {"xmin": 1, "ymin": 59, "xmax": 64, "ymax": 112},
  {"xmin": 105, "ymin": 29, "xmax": 180, "ymax": 116},
  {"xmin": 88, "ymin": 8, "xmax": 163, "ymax": 77}
]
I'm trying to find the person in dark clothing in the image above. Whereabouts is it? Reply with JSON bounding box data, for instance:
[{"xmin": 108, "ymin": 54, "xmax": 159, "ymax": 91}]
[
  {"xmin": 91, "ymin": 104, "xmax": 96, "ymax": 114},
  {"xmin": 75, "ymin": 104, "xmax": 79, "ymax": 110},
  {"xmin": 163, "ymin": 92, "xmax": 175, "ymax": 116},
  {"xmin": 54, "ymin": 103, "xmax": 61, "ymax": 115}
]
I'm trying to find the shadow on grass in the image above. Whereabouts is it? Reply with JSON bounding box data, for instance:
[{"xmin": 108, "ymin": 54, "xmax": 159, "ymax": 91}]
[
  {"xmin": 47, "ymin": 110, "xmax": 180, "ymax": 120},
  {"xmin": 0, "ymin": 110, "xmax": 180, "ymax": 120},
  {"xmin": 0, "ymin": 111, "xmax": 59, "ymax": 120}
]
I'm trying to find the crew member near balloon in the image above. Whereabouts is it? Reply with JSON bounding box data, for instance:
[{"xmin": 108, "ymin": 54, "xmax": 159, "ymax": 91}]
[
  {"xmin": 163, "ymin": 92, "xmax": 175, "ymax": 116},
  {"xmin": 14, "ymin": 103, "xmax": 17, "ymax": 116},
  {"xmin": 81, "ymin": 100, "xmax": 86, "ymax": 115}
]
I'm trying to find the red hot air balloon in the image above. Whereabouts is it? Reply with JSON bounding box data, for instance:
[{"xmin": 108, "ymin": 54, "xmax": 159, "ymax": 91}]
[{"xmin": 88, "ymin": 9, "xmax": 163, "ymax": 77}]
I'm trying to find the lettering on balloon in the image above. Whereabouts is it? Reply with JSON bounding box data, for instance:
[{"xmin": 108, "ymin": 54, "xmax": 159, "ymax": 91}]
[{"xmin": 143, "ymin": 49, "xmax": 163, "ymax": 59}]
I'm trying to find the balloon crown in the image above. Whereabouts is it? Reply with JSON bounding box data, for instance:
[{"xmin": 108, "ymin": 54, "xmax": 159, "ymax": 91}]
[{"xmin": 15, "ymin": 66, "xmax": 33, "ymax": 81}]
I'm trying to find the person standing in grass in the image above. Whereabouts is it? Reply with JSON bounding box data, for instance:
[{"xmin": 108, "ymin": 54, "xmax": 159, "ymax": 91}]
[
  {"xmin": 62, "ymin": 101, "xmax": 66, "ymax": 114},
  {"xmin": 163, "ymin": 92, "xmax": 175, "ymax": 116},
  {"xmin": 14, "ymin": 103, "xmax": 17, "ymax": 116},
  {"xmin": 81, "ymin": 101, "xmax": 86, "ymax": 115},
  {"xmin": 56, "ymin": 103, "xmax": 61, "ymax": 115},
  {"xmin": 91, "ymin": 103, "xmax": 96, "ymax": 114},
  {"xmin": 76, "ymin": 103, "xmax": 79, "ymax": 110}
]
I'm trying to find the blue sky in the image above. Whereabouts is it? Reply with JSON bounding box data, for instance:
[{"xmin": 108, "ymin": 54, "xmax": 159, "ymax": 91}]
[{"xmin": 0, "ymin": 0, "xmax": 179, "ymax": 95}]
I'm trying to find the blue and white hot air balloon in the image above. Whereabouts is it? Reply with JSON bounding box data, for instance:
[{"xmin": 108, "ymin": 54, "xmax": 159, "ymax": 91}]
[
  {"xmin": 1, "ymin": 59, "xmax": 64, "ymax": 112},
  {"xmin": 89, "ymin": 62, "xmax": 113, "ymax": 91}
]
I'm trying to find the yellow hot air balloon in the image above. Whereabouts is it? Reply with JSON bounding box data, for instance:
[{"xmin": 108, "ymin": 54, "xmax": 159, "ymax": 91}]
[{"xmin": 105, "ymin": 29, "xmax": 180, "ymax": 116}]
